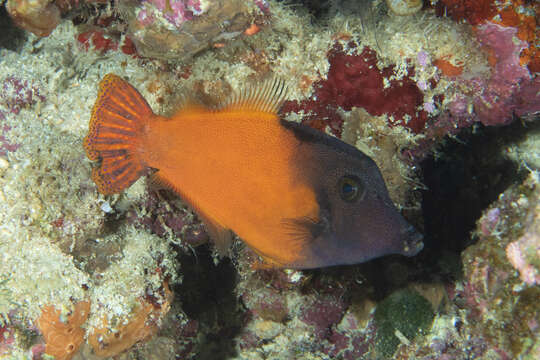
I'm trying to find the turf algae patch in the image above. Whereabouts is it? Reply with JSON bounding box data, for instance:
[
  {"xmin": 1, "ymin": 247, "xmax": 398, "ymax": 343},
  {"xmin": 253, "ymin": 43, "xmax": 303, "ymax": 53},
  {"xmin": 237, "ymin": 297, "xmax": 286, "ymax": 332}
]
[{"xmin": 374, "ymin": 288, "xmax": 434, "ymax": 358}]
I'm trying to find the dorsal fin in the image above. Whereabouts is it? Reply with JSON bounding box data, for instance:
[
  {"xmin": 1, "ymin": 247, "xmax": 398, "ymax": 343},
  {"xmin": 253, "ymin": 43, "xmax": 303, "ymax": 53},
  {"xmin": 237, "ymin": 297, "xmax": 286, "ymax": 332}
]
[{"xmin": 218, "ymin": 78, "xmax": 288, "ymax": 114}]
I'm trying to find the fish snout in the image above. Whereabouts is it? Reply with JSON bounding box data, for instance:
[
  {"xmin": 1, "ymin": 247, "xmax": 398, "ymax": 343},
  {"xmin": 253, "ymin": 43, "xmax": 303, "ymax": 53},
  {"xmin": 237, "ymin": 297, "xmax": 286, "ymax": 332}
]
[{"xmin": 400, "ymin": 224, "xmax": 424, "ymax": 256}]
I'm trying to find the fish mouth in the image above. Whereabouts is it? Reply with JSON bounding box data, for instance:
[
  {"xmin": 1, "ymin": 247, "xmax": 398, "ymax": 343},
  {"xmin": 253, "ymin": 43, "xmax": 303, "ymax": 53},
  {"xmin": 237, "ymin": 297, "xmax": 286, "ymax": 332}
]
[{"xmin": 400, "ymin": 225, "xmax": 424, "ymax": 256}]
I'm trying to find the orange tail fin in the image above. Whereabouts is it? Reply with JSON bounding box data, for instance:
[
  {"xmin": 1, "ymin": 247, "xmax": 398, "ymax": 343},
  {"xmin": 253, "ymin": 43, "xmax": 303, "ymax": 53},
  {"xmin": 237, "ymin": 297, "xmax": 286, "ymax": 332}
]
[{"xmin": 83, "ymin": 74, "xmax": 153, "ymax": 195}]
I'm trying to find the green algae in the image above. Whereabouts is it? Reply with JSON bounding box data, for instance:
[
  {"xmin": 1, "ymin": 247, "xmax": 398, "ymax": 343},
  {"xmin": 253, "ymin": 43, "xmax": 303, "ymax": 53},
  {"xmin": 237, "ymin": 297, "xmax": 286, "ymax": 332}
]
[{"xmin": 374, "ymin": 288, "xmax": 435, "ymax": 358}]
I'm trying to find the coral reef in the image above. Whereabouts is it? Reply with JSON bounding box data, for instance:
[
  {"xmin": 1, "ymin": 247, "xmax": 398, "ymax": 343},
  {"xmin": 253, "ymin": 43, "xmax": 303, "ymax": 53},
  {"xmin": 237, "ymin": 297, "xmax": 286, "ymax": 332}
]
[
  {"xmin": 420, "ymin": 19, "xmax": 535, "ymax": 148},
  {"xmin": 5, "ymin": 0, "xmax": 111, "ymax": 37},
  {"xmin": 506, "ymin": 222, "xmax": 540, "ymax": 286},
  {"xmin": 0, "ymin": 0, "xmax": 539, "ymax": 358},
  {"xmin": 1, "ymin": 76, "xmax": 45, "ymax": 115},
  {"xmin": 77, "ymin": 30, "xmax": 138, "ymax": 56},
  {"xmin": 233, "ymin": 252, "xmax": 447, "ymax": 359},
  {"xmin": 6, "ymin": 0, "xmax": 267, "ymax": 61}
]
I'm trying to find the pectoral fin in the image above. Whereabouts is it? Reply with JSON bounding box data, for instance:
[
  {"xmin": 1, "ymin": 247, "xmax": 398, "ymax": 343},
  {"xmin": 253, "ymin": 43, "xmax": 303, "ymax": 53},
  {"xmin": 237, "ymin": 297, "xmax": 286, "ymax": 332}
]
[{"xmin": 280, "ymin": 213, "xmax": 329, "ymax": 245}]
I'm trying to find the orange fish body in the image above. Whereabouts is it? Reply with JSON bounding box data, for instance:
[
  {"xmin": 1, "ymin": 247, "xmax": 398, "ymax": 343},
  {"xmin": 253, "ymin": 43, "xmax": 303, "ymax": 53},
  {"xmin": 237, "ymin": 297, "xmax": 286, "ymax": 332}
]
[
  {"xmin": 142, "ymin": 98, "xmax": 320, "ymax": 266},
  {"xmin": 85, "ymin": 74, "xmax": 423, "ymax": 269}
]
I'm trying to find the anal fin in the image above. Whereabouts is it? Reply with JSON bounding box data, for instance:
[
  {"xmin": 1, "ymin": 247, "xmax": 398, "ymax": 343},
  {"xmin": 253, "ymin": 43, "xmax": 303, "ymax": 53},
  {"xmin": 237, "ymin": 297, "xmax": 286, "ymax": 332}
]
[
  {"xmin": 151, "ymin": 172, "xmax": 234, "ymax": 255},
  {"xmin": 198, "ymin": 213, "xmax": 234, "ymax": 256}
]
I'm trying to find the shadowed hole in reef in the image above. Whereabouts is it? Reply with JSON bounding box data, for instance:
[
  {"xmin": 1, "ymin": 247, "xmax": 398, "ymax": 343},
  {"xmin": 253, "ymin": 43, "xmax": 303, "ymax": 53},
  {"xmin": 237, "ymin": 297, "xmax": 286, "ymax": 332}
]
[
  {"xmin": 173, "ymin": 245, "xmax": 243, "ymax": 360},
  {"xmin": 0, "ymin": 5, "xmax": 27, "ymax": 51},
  {"xmin": 419, "ymin": 120, "xmax": 535, "ymax": 278}
]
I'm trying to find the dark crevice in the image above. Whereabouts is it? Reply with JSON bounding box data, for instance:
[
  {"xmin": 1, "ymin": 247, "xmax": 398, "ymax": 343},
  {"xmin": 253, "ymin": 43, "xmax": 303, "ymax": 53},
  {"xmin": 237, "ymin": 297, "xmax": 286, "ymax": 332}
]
[
  {"xmin": 172, "ymin": 245, "xmax": 243, "ymax": 360},
  {"xmin": 419, "ymin": 120, "xmax": 535, "ymax": 275},
  {"xmin": 0, "ymin": 5, "xmax": 27, "ymax": 51}
]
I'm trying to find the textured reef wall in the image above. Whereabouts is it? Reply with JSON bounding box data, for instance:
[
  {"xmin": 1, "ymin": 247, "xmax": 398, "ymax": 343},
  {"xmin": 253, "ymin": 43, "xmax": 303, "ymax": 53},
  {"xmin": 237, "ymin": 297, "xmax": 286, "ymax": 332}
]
[{"xmin": 0, "ymin": 0, "xmax": 538, "ymax": 359}]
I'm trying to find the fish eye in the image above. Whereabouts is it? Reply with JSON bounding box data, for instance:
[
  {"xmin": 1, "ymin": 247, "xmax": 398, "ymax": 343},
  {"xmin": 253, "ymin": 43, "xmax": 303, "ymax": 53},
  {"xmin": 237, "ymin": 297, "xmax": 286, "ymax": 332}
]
[{"xmin": 338, "ymin": 175, "xmax": 364, "ymax": 202}]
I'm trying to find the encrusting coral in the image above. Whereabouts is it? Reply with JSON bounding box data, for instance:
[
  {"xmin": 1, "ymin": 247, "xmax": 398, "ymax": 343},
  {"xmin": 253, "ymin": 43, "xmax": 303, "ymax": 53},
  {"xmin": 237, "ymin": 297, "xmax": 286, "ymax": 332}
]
[
  {"xmin": 37, "ymin": 300, "xmax": 91, "ymax": 360},
  {"xmin": 88, "ymin": 281, "xmax": 173, "ymax": 357}
]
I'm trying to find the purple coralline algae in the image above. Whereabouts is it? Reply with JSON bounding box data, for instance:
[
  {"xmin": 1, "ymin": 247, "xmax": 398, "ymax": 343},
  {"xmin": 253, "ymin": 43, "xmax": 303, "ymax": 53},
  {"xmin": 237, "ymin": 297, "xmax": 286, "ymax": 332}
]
[
  {"xmin": 458, "ymin": 172, "xmax": 540, "ymax": 359},
  {"xmin": 1, "ymin": 76, "xmax": 45, "ymax": 115},
  {"xmin": 0, "ymin": 76, "xmax": 44, "ymax": 155},
  {"xmin": 236, "ymin": 268, "xmax": 359, "ymax": 357}
]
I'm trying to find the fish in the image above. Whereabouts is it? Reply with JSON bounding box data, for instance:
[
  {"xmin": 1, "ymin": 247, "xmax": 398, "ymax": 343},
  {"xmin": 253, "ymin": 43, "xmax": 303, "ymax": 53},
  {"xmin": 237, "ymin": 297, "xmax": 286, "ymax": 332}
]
[{"xmin": 84, "ymin": 74, "xmax": 424, "ymax": 269}]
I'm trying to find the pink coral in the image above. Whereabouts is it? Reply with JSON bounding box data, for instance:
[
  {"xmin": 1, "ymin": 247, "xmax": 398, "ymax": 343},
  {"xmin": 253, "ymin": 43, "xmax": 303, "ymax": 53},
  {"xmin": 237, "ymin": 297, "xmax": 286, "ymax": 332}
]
[
  {"xmin": 142, "ymin": 0, "xmax": 205, "ymax": 28},
  {"xmin": 137, "ymin": 8, "xmax": 155, "ymax": 26},
  {"xmin": 506, "ymin": 233, "xmax": 540, "ymax": 286},
  {"xmin": 480, "ymin": 207, "xmax": 500, "ymax": 236},
  {"xmin": 473, "ymin": 22, "xmax": 532, "ymax": 126},
  {"xmin": 0, "ymin": 124, "xmax": 20, "ymax": 156},
  {"xmin": 410, "ymin": 21, "xmax": 537, "ymax": 160}
]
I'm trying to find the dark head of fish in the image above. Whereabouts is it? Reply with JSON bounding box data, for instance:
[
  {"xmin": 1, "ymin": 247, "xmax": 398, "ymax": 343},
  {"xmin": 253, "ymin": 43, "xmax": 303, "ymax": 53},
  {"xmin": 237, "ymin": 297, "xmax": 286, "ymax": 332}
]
[{"xmin": 282, "ymin": 121, "xmax": 424, "ymax": 269}]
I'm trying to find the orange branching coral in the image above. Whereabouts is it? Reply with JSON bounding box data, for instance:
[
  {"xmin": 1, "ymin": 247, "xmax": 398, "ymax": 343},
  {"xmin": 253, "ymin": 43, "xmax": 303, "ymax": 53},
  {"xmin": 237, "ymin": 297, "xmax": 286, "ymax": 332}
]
[
  {"xmin": 37, "ymin": 300, "xmax": 91, "ymax": 360},
  {"xmin": 88, "ymin": 282, "xmax": 173, "ymax": 357}
]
